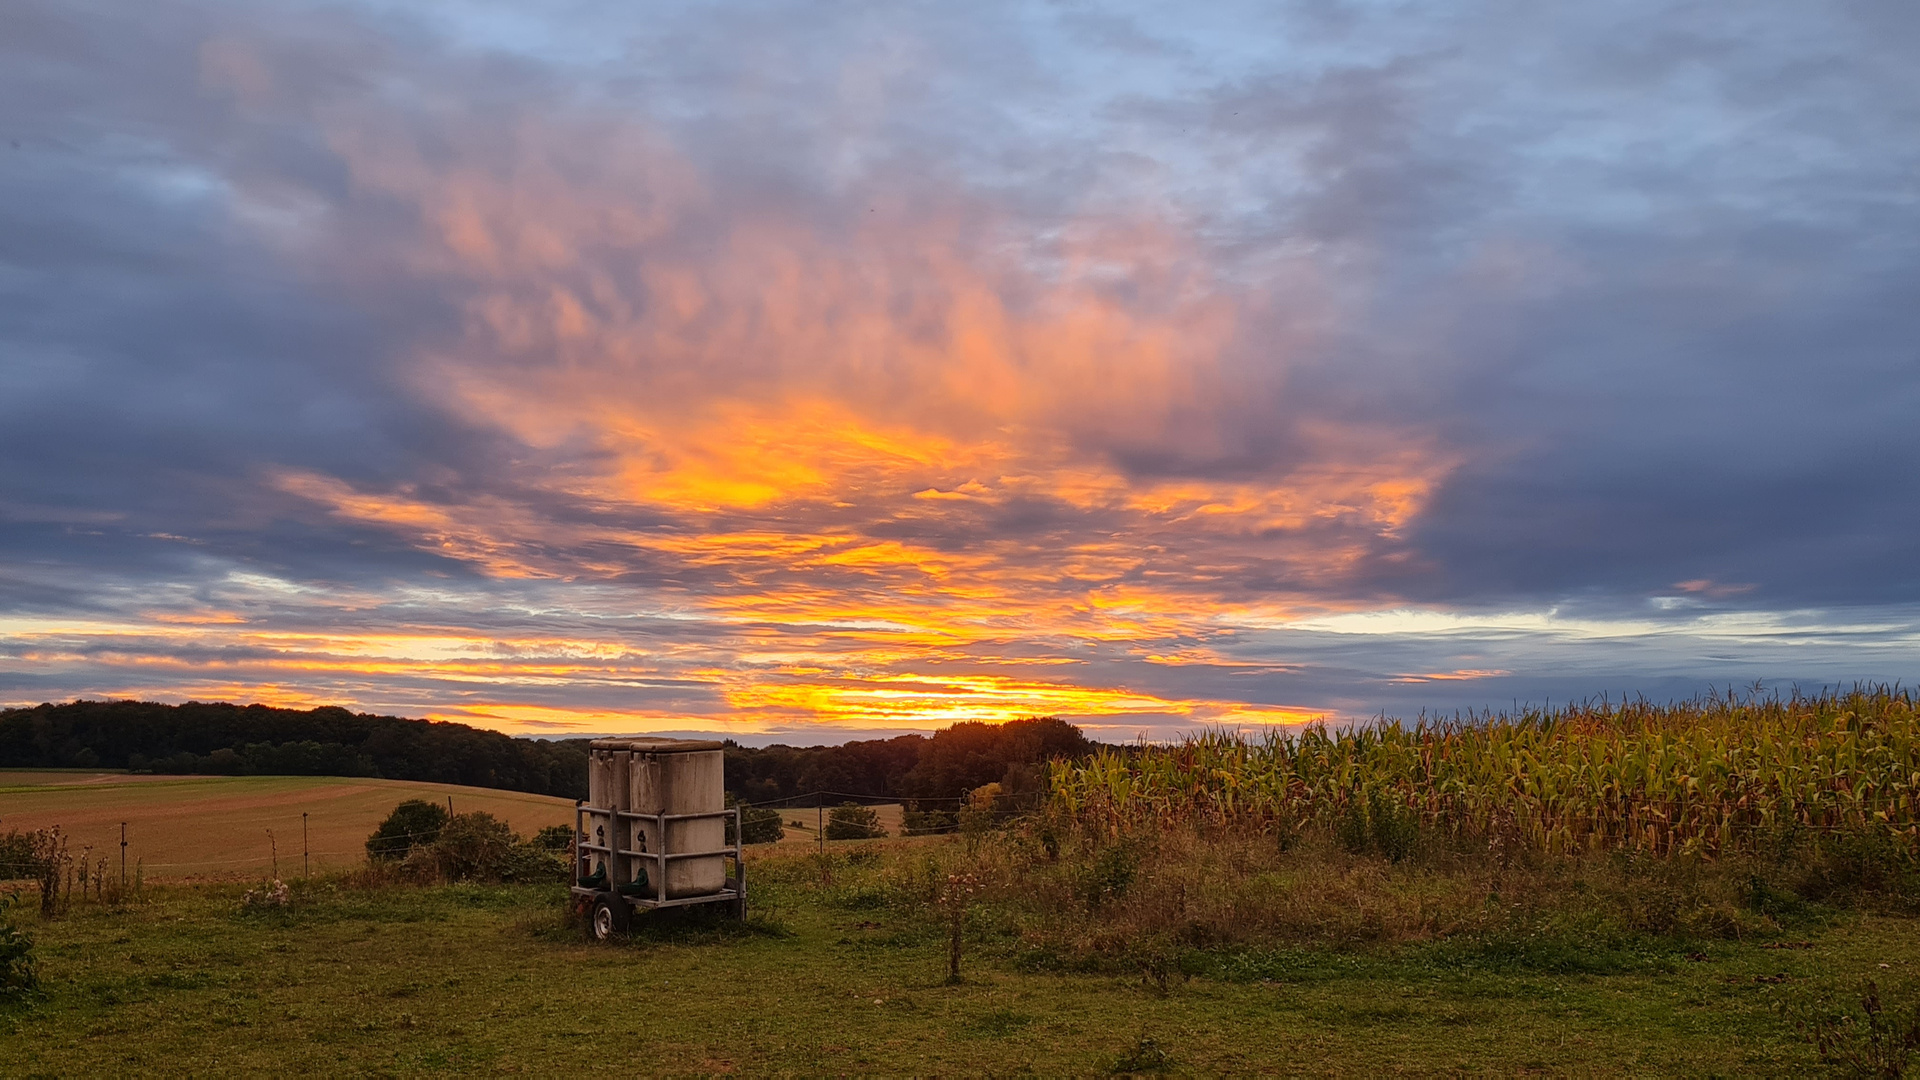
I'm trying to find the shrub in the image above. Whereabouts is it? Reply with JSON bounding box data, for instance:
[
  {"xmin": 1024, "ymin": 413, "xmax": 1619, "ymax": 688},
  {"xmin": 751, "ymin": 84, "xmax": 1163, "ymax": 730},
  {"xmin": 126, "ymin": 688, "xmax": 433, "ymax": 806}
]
[
  {"xmin": 533, "ymin": 824, "xmax": 576, "ymax": 852},
  {"xmin": 1794, "ymin": 832, "xmax": 1920, "ymax": 912},
  {"xmin": 739, "ymin": 805, "xmax": 786, "ymax": 845},
  {"xmin": 403, "ymin": 812, "xmax": 568, "ymax": 883},
  {"xmin": 5, "ymin": 828, "xmax": 70, "ymax": 916},
  {"xmin": 427, "ymin": 811, "xmax": 516, "ymax": 880},
  {"xmin": 365, "ymin": 799, "xmax": 450, "ymax": 862},
  {"xmin": 903, "ymin": 809, "xmax": 957, "ymax": 836},
  {"xmin": 494, "ymin": 843, "xmax": 570, "ymax": 883},
  {"xmin": 0, "ymin": 831, "xmax": 34, "ymax": 881},
  {"xmin": 1079, "ymin": 838, "xmax": 1141, "ymax": 908},
  {"xmin": 825, "ymin": 804, "xmax": 886, "ymax": 840},
  {"xmin": 0, "ymin": 894, "xmax": 36, "ymax": 1001}
]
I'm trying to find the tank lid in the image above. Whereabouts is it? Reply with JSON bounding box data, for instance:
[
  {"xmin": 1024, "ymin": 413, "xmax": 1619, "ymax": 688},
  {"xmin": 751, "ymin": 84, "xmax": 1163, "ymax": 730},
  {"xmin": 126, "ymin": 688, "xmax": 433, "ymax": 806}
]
[{"xmin": 589, "ymin": 736, "xmax": 725, "ymax": 753}]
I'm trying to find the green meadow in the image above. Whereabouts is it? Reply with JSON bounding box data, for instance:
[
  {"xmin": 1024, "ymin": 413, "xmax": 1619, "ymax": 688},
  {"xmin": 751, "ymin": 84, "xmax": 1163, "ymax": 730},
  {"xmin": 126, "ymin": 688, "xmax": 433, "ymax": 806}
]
[{"xmin": 3, "ymin": 843, "xmax": 1917, "ymax": 1075}]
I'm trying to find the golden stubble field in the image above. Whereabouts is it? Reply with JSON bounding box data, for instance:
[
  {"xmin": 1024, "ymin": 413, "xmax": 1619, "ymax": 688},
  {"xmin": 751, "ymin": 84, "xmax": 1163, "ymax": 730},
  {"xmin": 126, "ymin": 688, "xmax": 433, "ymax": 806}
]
[
  {"xmin": 770, "ymin": 802, "xmax": 907, "ymax": 844},
  {"xmin": 0, "ymin": 770, "xmax": 575, "ymax": 879}
]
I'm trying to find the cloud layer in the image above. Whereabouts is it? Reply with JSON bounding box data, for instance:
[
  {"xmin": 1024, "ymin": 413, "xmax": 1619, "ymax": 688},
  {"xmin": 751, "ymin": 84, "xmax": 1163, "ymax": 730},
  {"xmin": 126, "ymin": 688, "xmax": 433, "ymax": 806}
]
[{"xmin": 3, "ymin": 0, "xmax": 1916, "ymax": 739}]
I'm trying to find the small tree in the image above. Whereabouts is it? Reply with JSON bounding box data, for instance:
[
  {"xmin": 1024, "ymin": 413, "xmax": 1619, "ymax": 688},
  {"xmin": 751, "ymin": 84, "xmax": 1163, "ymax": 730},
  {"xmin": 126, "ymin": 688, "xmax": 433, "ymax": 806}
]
[
  {"xmin": 939, "ymin": 871, "xmax": 981, "ymax": 984},
  {"xmin": 365, "ymin": 799, "xmax": 449, "ymax": 862},
  {"xmin": 825, "ymin": 803, "xmax": 886, "ymax": 840}
]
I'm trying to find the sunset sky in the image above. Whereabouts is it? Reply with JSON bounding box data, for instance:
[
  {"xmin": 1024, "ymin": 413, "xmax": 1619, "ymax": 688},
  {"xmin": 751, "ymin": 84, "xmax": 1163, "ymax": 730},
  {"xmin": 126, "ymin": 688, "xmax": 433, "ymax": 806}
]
[{"xmin": 3, "ymin": 1, "xmax": 1916, "ymax": 742}]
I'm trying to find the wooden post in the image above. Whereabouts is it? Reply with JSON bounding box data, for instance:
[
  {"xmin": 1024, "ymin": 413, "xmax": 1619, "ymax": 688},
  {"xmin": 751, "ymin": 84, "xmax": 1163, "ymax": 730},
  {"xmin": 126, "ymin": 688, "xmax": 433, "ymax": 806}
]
[
  {"xmin": 734, "ymin": 806, "xmax": 747, "ymax": 920},
  {"xmin": 817, "ymin": 804, "xmax": 824, "ymax": 855},
  {"xmin": 119, "ymin": 822, "xmax": 127, "ymax": 888},
  {"xmin": 302, "ymin": 812, "xmax": 309, "ymax": 877}
]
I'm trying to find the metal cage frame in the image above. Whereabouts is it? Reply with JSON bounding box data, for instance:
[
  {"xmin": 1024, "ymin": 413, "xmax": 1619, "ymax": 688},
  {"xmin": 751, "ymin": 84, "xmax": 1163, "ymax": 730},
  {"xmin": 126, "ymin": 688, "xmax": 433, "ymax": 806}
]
[{"xmin": 569, "ymin": 802, "xmax": 747, "ymax": 919}]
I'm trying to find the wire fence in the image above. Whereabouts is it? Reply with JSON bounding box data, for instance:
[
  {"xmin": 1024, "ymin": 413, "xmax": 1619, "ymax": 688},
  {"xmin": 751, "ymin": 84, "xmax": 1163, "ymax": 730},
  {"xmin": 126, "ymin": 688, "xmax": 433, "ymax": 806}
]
[
  {"xmin": 0, "ymin": 789, "xmax": 999, "ymax": 880},
  {"xmin": 733, "ymin": 790, "xmax": 973, "ymax": 808}
]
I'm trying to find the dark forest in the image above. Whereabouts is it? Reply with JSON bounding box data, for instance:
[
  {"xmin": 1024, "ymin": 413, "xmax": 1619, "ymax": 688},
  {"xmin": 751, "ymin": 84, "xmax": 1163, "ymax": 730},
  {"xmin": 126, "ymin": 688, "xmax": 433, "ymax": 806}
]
[{"xmin": 0, "ymin": 701, "xmax": 1096, "ymax": 804}]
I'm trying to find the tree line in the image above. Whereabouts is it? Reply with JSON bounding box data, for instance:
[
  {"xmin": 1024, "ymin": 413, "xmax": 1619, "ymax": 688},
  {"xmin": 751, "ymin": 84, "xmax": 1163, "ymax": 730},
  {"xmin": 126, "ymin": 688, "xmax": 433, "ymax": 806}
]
[
  {"xmin": 723, "ymin": 717, "xmax": 1094, "ymax": 807},
  {"xmin": 0, "ymin": 700, "xmax": 590, "ymax": 798},
  {"xmin": 0, "ymin": 701, "xmax": 1101, "ymax": 804}
]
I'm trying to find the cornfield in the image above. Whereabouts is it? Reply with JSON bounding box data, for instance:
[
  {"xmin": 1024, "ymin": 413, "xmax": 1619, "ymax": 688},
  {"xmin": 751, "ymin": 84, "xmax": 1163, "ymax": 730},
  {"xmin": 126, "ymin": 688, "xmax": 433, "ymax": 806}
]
[{"xmin": 1050, "ymin": 687, "xmax": 1920, "ymax": 859}]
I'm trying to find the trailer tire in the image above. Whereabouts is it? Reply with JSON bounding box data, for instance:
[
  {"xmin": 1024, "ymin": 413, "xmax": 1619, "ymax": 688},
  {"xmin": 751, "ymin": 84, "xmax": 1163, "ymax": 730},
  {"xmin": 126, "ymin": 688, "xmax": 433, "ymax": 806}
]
[{"xmin": 588, "ymin": 893, "xmax": 628, "ymax": 941}]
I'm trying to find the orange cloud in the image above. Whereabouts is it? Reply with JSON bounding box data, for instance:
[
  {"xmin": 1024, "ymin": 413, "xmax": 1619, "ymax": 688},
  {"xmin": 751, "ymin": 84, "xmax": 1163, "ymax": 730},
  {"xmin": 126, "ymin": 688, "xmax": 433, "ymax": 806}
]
[{"xmin": 153, "ymin": 113, "xmax": 1463, "ymax": 733}]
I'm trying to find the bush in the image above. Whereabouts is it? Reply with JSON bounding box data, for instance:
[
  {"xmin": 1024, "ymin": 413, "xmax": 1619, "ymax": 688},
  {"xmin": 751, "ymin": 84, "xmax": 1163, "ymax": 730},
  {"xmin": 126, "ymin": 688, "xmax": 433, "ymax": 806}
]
[
  {"xmin": 0, "ymin": 831, "xmax": 35, "ymax": 881},
  {"xmin": 533, "ymin": 824, "xmax": 576, "ymax": 852},
  {"xmin": 958, "ymin": 806, "xmax": 998, "ymax": 845},
  {"xmin": 1794, "ymin": 832, "xmax": 1920, "ymax": 912},
  {"xmin": 427, "ymin": 812, "xmax": 516, "ymax": 880},
  {"xmin": 903, "ymin": 809, "xmax": 957, "ymax": 836},
  {"xmin": 365, "ymin": 799, "xmax": 450, "ymax": 862},
  {"xmin": 725, "ymin": 804, "xmax": 785, "ymax": 845},
  {"xmin": 2, "ymin": 828, "xmax": 70, "ymax": 916},
  {"xmin": 0, "ymin": 894, "xmax": 36, "ymax": 1001},
  {"xmin": 825, "ymin": 804, "xmax": 886, "ymax": 840},
  {"xmin": 402, "ymin": 812, "xmax": 568, "ymax": 884},
  {"xmin": 1078, "ymin": 838, "xmax": 1142, "ymax": 908}
]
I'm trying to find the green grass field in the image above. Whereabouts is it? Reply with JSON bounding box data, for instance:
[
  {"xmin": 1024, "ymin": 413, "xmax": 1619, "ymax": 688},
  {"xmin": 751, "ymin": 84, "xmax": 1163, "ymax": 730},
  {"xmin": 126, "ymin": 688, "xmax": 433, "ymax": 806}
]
[
  {"xmin": 5, "ymin": 743, "xmax": 1917, "ymax": 1075},
  {"xmin": 2, "ymin": 846, "xmax": 1916, "ymax": 1074},
  {"xmin": 0, "ymin": 771, "xmax": 576, "ymax": 879}
]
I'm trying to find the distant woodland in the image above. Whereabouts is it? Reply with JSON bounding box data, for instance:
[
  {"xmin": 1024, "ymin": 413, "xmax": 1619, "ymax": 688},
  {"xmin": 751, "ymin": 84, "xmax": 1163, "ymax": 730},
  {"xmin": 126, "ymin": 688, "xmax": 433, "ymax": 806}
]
[
  {"xmin": 0, "ymin": 700, "xmax": 1096, "ymax": 805},
  {"xmin": 722, "ymin": 715, "xmax": 1094, "ymax": 807}
]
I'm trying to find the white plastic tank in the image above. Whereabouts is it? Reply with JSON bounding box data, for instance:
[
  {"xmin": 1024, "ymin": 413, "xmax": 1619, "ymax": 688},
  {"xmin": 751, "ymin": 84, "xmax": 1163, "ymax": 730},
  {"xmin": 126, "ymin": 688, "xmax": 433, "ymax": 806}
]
[
  {"xmin": 587, "ymin": 745, "xmax": 631, "ymax": 814},
  {"xmin": 588, "ymin": 737, "xmax": 726, "ymax": 898},
  {"xmin": 583, "ymin": 746, "xmax": 629, "ymax": 884}
]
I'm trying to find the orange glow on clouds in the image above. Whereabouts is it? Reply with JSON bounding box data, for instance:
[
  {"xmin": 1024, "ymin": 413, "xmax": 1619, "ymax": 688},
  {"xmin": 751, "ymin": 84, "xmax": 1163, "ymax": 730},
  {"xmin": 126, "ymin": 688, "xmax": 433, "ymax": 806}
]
[{"xmin": 5, "ymin": 113, "xmax": 1456, "ymax": 737}]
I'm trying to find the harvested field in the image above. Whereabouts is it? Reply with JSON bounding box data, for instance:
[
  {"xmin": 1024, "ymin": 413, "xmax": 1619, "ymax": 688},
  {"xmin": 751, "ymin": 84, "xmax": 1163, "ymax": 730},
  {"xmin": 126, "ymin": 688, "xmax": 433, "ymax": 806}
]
[
  {"xmin": 0, "ymin": 771, "xmax": 574, "ymax": 879},
  {"xmin": 771, "ymin": 802, "xmax": 906, "ymax": 843}
]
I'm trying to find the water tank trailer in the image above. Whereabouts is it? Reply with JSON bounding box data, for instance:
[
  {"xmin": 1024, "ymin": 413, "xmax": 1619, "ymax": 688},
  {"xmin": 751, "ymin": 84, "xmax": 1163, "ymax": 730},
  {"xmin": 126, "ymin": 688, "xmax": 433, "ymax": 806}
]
[{"xmin": 571, "ymin": 737, "xmax": 746, "ymax": 939}]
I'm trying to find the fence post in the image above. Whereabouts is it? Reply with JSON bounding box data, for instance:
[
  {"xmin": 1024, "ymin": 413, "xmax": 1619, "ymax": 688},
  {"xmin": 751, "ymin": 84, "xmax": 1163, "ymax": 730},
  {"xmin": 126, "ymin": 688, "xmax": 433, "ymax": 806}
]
[
  {"xmin": 120, "ymin": 821, "xmax": 127, "ymax": 888},
  {"xmin": 302, "ymin": 812, "xmax": 309, "ymax": 877}
]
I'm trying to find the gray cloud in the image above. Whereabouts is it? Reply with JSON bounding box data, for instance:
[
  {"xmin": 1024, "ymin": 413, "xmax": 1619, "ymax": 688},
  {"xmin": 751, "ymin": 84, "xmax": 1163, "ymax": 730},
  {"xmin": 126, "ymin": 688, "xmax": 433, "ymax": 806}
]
[{"xmin": 2, "ymin": 0, "xmax": 1915, "ymax": 733}]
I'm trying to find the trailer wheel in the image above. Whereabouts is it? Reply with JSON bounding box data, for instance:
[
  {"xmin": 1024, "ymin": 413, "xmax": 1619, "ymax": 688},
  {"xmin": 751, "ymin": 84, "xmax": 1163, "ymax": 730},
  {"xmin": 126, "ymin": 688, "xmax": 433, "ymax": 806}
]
[{"xmin": 588, "ymin": 893, "xmax": 628, "ymax": 941}]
